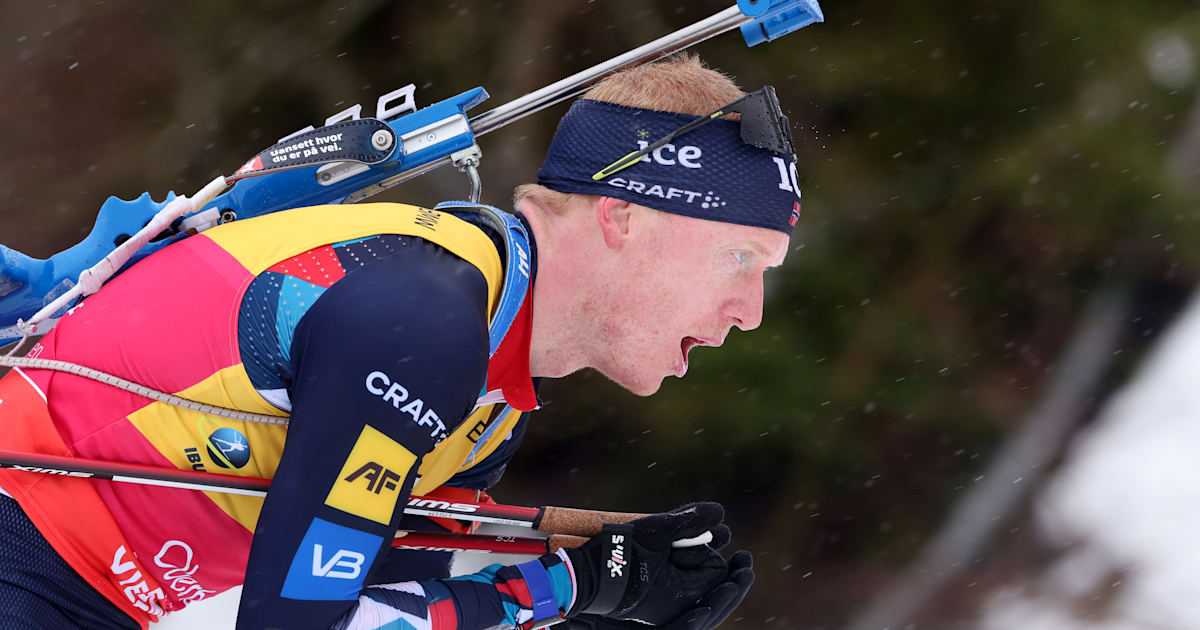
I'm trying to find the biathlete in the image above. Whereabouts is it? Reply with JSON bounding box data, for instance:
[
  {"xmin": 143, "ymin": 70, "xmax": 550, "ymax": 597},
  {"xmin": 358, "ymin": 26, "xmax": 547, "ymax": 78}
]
[{"xmin": 0, "ymin": 55, "xmax": 801, "ymax": 630}]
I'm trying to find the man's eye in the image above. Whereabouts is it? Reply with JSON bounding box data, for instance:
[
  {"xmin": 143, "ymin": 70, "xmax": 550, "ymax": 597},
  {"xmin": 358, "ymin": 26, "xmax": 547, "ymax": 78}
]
[{"xmin": 732, "ymin": 251, "xmax": 749, "ymax": 263}]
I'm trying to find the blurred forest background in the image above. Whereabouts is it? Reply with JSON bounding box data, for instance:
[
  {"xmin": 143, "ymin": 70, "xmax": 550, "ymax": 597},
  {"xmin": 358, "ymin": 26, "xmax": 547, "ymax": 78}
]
[{"xmin": 3, "ymin": 1, "xmax": 1199, "ymax": 628}]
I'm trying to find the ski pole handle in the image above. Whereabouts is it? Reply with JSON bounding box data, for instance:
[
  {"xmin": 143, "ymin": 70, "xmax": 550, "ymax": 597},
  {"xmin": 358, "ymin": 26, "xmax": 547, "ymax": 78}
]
[
  {"xmin": 535, "ymin": 508, "xmax": 715, "ymax": 547},
  {"xmin": 535, "ymin": 505, "xmax": 650, "ymax": 537}
]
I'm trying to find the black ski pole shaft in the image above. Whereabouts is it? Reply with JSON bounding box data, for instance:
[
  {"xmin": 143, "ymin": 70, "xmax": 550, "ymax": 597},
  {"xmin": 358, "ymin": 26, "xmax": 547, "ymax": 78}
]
[{"xmin": 0, "ymin": 448, "xmax": 653, "ymax": 536}]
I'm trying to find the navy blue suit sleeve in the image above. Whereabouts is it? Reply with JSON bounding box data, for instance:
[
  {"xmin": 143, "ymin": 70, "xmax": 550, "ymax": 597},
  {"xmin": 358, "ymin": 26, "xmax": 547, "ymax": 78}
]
[{"xmin": 235, "ymin": 239, "xmax": 490, "ymax": 630}]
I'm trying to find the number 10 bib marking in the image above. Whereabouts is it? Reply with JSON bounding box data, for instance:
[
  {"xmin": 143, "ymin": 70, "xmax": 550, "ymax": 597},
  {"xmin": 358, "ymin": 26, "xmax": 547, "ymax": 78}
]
[{"xmin": 772, "ymin": 156, "xmax": 802, "ymax": 199}]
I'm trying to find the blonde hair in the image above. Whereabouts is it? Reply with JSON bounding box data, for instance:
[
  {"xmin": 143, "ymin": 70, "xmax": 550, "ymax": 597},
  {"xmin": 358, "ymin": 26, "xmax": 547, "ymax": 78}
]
[{"xmin": 513, "ymin": 54, "xmax": 745, "ymax": 214}]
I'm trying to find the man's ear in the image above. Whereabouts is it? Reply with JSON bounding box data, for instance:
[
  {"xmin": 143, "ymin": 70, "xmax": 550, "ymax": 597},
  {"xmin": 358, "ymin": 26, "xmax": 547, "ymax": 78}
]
[{"xmin": 596, "ymin": 196, "xmax": 634, "ymax": 250}]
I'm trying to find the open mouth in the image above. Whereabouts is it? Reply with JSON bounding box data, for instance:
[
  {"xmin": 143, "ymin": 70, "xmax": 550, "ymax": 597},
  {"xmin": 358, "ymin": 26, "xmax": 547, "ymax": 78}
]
[
  {"xmin": 680, "ymin": 336, "xmax": 713, "ymax": 372},
  {"xmin": 677, "ymin": 336, "xmax": 720, "ymax": 377}
]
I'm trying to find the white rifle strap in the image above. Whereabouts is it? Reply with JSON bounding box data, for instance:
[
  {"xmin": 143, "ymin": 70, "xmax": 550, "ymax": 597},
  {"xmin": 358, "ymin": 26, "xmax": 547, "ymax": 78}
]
[{"xmin": 0, "ymin": 355, "xmax": 288, "ymax": 426}]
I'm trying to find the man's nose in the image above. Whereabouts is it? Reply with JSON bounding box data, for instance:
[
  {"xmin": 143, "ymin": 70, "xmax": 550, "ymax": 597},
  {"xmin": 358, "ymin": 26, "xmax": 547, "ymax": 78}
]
[{"xmin": 727, "ymin": 276, "xmax": 765, "ymax": 332}]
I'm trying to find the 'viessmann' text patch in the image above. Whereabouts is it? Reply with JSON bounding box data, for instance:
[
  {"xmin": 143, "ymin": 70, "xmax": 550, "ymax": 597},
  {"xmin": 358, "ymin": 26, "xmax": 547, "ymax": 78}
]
[{"xmin": 324, "ymin": 425, "xmax": 416, "ymax": 525}]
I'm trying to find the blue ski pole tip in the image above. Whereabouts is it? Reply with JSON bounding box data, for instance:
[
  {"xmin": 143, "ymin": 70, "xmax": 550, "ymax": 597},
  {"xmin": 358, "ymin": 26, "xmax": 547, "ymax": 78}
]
[{"xmin": 738, "ymin": 0, "xmax": 824, "ymax": 47}]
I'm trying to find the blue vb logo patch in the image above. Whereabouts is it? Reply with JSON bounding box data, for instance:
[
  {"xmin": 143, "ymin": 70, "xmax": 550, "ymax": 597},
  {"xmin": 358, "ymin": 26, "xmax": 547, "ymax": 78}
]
[
  {"xmin": 280, "ymin": 518, "xmax": 383, "ymax": 601},
  {"xmin": 206, "ymin": 427, "xmax": 250, "ymax": 469}
]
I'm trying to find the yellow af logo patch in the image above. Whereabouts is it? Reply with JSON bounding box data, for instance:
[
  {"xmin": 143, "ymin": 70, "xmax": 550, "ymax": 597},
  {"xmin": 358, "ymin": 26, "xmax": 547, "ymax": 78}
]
[{"xmin": 324, "ymin": 425, "xmax": 416, "ymax": 525}]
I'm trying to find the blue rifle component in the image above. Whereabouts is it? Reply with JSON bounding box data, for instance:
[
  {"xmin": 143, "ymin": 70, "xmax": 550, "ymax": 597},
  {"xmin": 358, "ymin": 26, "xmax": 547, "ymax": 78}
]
[
  {"xmin": 0, "ymin": 191, "xmax": 181, "ymax": 342},
  {"xmin": 0, "ymin": 88, "xmax": 488, "ymax": 345},
  {"xmin": 205, "ymin": 87, "xmax": 489, "ymax": 225},
  {"xmin": 738, "ymin": 0, "xmax": 824, "ymax": 47}
]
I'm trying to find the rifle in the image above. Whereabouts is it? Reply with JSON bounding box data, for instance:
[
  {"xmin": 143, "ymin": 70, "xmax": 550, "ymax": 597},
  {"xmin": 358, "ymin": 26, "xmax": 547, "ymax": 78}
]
[{"xmin": 0, "ymin": 0, "xmax": 822, "ymax": 347}]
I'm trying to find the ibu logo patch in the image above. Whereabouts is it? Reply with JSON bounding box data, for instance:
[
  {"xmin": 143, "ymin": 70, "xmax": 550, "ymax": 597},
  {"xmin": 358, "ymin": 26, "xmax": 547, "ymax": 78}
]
[
  {"xmin": 281, "ymin": 518, "xmax": 383, "ymax": 601},
  {"xmin": 206, "ymin": 428, "xmax": 250, "ymax": 469}
]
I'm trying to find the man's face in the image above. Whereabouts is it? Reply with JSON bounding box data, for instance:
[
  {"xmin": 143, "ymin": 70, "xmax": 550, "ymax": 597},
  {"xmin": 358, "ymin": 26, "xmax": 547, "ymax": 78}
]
[{"xmin": 592, "ymin": 204, "xmax": 789, "ymax": 396}]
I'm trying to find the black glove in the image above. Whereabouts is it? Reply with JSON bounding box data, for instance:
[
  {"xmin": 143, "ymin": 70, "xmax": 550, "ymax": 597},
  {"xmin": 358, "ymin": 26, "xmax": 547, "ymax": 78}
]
[
  {"xmin": 564, "ymin": 503, "xmax": 735, "ymax": 626},
  {"xmin": 562, "ymin": 551, "xmax": 754, "ymax": 630}
]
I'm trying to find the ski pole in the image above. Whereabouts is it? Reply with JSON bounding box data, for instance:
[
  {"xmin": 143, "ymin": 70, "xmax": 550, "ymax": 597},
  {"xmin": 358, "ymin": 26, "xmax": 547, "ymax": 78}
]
[
  {"xmin": 394, "ymin": 528, "xmax": 713, "ymax": 554},
  {"xmin": 0, "ymin": 448, "xmax": 653, "ymax": 538},
  {"xmin": 390, "ymin": 529, "xmax": 587, "ymax": 555}
]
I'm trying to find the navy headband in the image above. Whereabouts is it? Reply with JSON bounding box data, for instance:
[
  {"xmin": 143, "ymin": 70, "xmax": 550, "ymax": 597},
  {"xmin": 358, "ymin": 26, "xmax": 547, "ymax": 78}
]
[{"xmin": 537, "ymin": 99, "xmax": 802, "ymax": 234}]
